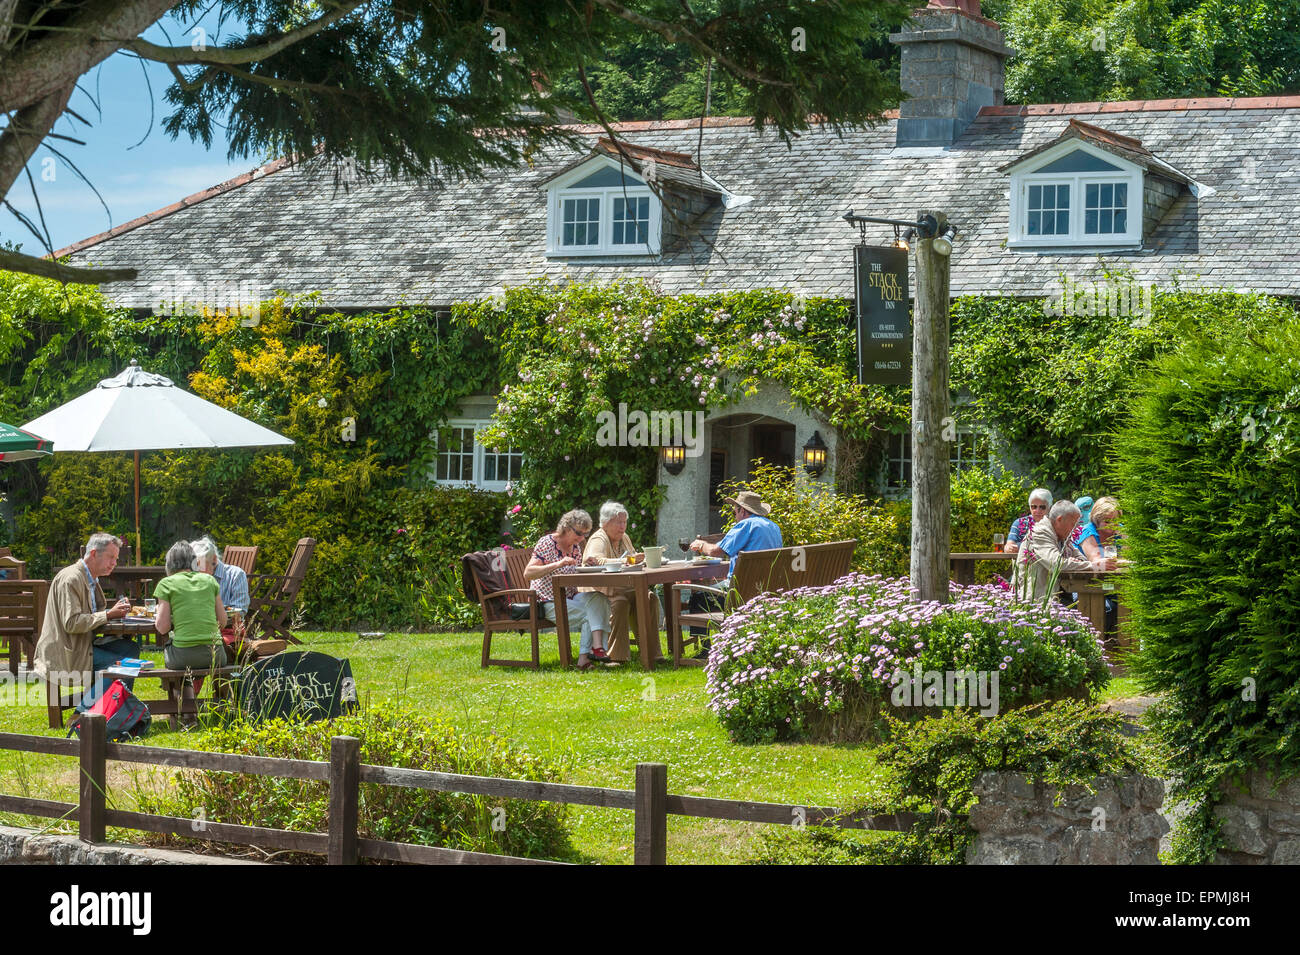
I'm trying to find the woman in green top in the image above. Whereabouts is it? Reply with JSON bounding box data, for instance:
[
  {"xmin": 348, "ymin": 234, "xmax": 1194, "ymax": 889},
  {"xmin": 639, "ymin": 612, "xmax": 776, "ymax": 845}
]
[{"xmin": 154, "ymin": 540, "xmax": 228, "ymax": 672}]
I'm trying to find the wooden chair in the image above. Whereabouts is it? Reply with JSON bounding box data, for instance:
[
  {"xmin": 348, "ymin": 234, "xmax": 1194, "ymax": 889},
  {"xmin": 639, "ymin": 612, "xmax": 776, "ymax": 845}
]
[
  {"xmin": 246, "ymin": 538, "xmax": 316, "ymax": 645},
  {"xmin": 670, "ymin": 539, "xmax": 857, "ymax": 663},
  {"xmin": 470, "ymin": 547, "xmax": 574, "ymax": 670},
  {"xmin": 0, "ymin": 578, "xmax": 47, "ymax": 676},
  {"xmin": 222, "ymin": 545, "xmax": 259, "ymax": 576}
]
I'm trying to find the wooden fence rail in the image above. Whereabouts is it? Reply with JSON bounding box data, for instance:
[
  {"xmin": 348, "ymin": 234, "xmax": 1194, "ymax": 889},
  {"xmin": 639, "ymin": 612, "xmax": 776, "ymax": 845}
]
[{"xmin": 0, "ymin": 715, "xmax": 915, "ymax": 865}]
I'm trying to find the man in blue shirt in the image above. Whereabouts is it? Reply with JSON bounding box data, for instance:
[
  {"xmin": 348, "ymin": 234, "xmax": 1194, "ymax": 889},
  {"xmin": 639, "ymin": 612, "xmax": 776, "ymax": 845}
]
[
  {"xmin": 686, "ymin": 491, "xmax": 783, "ymax": 656},
  {"xmin": 691, "ymin": 491, "xmax": 784, "ymax": 579}
]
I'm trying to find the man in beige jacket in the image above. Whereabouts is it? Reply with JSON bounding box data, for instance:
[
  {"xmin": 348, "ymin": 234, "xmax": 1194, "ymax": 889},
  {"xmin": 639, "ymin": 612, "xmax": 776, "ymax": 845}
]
[
  {"xmin": 1012, "ymin": 500, "xmax": 1114, "ymax": 602},
  {"xmin": 34, "ymin": 533, "xmax": 133, "ymax": 698}
]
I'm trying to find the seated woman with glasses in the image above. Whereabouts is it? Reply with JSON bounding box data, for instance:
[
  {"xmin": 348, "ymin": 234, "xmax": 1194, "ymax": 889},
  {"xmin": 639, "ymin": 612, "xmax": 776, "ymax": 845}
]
[
  {"xmin": 524, "ymin": 509, "xmax": 613, "ymax": 670},
  {"xmin": 1003, "ymin": 488, "xmax": 1053, "ymax": 553}
]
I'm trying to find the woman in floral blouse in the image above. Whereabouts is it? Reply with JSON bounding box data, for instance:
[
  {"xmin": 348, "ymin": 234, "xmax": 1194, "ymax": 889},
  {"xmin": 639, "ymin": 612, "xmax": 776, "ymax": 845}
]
[{"xmin": 525, "ymin": 509, "xmax": 613, "ymax": 670}]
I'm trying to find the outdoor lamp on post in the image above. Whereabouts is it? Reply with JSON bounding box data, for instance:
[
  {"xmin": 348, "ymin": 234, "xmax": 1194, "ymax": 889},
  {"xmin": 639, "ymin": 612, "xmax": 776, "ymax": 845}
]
[
  {"xmin": 662, "ymin": 441, "xmax": 686, "ymax": 476},
  {"xmin": 802, "ymin": 431, "xmax": 828, "ymax": 478}
]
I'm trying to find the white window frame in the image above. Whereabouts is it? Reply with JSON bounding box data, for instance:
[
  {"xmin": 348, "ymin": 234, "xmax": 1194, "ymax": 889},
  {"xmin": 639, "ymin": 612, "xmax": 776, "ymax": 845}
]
[
  {"xmin": 546, "ymin": 155, "xmax": 662, "ymax": 257},
  {"xmin": 882, "ymin": 423, "xmax": 994, "ymax": 497},
  {"xmin": 1008, "ymin": 140, "xmax": 1142, "ymax": 249},
  {"xmin": 431, "ymin": 419, "xmax": 523, "ymax": 492}
]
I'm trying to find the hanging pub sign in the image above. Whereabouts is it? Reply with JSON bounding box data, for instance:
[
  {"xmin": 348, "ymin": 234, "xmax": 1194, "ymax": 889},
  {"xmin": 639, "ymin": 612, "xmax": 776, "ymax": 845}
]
[{"xmin": 855, "ymin": 245, "xmax": 911, "ymax": 386}]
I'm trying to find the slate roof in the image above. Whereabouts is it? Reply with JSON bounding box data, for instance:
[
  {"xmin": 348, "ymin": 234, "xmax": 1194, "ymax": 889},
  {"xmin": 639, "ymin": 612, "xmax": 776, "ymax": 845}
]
[{"xmin": 61, "ymin": 97, "xmax": 1300, "ymax": 310}]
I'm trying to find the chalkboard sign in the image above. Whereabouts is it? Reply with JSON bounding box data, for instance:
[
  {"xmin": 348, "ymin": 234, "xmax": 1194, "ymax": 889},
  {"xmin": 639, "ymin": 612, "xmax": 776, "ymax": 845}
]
[
  {"xmin": 855, "ymin": 245, "xmax": 911, "ymax": 386},
  {"xmin": 238, "ymin": 651, "xmax": 357, "ymax": 722}
]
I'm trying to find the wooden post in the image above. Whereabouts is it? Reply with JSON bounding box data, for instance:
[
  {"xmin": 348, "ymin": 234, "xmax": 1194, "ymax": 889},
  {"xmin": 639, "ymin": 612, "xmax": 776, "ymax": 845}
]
[
  {"xmin": 328, "ymin": 734, "xmax": 360, "ymax": 864},
  {"xmin": 911, "ymin": 209, "xmax": 953, "ymax": 604},
  {"xmin": 633, "ymin": 762, "xmax": 667, "ymax": 865},
  {"xmin": 134, "ymin": 450, "xmax": 142, "ymax": 561},
  {"xmin": 79, "ymin": 712, "xmax": 106, "ymax": 843}
]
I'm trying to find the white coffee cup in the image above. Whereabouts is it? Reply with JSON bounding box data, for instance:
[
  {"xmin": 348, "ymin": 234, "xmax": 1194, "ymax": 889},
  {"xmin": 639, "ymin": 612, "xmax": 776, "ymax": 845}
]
[{"xmin": 643, "ymin": 546, "xmax": 665, "ymax": 569}]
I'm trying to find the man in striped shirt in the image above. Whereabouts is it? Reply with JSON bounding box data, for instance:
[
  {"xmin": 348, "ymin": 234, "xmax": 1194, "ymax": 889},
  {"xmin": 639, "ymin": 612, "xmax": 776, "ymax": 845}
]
[{"xmin": 192, "ymin": 537, "xmax": 250, "ymax": 611}]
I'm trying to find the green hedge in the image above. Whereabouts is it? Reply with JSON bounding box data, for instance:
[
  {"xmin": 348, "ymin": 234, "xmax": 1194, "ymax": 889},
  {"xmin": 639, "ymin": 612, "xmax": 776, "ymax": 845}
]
[{"xmin": 1113, "ymin": 307, "xmax": 1300, "ymax": 860}]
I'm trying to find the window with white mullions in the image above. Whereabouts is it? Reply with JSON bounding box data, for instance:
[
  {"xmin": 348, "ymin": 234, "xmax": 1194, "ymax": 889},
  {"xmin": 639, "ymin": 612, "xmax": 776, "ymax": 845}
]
[
  {"xmin": 613, "ymin": 196, "xmax": 650, "ymax": 245},
  {"xmin": 1027, "ymin": 182, "xmax": 1070, "ymax": 236},
  {"xmin": 1084, "ymin": 181, "xmax": 1128, "ymax": 235},
  {"xmin": 562, "ymin": 196, "xmax": 600, "ymax": 247},
  {"xmin": 433, "ymin": 419, "xmax": 524, "ymax": 491},
  {"xmin": 883, "ymin": 425, "xmax": 994, "ymax": 495},
  {"xmin": 434, "ymin": 425, "xmax": 476, "ymax": 482}
]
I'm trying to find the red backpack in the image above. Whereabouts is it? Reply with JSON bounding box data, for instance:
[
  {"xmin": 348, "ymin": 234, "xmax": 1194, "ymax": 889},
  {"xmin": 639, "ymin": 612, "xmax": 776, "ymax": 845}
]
[{"xmin": 68, "ymin": 679, "xmax": 152, "ymax": 741}]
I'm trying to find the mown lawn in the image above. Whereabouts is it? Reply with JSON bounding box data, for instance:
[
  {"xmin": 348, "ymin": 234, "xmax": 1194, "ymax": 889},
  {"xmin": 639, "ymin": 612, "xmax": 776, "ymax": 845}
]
[{"xmin": 0, "ymin": 630, "xmax": 1145, "ymax": 864}]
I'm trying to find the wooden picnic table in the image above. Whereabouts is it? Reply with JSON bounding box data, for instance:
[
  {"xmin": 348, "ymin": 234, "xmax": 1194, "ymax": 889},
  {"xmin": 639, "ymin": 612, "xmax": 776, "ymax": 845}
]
[
  {"xmin": 950, "ymin": 551, "xmax": 1017, "ymax": 585},
  {"xmin": 99, "ymin": 615, "xmax": 162, "ymax": 648},
  {"xmin": 1059, "ymin": 568, "xmax": 1133, "ymax": 675},
  {"xmin": 549, "ymin": 560, "xmax": 729, "ymax": 670}
]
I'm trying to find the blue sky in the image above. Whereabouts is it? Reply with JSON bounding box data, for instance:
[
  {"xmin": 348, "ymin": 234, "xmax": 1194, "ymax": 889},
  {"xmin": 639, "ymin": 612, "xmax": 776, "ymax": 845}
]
[{"xmin": 3, "ymin": 12, "xmax": 254, "ymax": 255}]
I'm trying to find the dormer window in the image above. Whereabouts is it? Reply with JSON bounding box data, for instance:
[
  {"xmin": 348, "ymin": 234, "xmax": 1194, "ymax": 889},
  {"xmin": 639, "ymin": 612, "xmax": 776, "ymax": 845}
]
[
  {"xmin": 1008, "ymin": 143, "xmax": 1141, "ymax": 248},
  {"xmin": 546, "ymin": 157, "xmax": 662, "ymax": 256}
]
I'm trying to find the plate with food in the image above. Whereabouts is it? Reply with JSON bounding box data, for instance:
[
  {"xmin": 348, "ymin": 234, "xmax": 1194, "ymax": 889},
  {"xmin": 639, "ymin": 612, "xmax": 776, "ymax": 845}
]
[{"xmin": 571, "ymin": 565, "xmax": 608, "ymax": 574}]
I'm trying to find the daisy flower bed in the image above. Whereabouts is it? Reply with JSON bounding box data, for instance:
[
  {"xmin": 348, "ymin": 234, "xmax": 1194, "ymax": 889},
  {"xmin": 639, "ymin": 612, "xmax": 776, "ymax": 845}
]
[{"xmin": 705, "ymin": 574, "xmax": 1110, "ymax": 744}]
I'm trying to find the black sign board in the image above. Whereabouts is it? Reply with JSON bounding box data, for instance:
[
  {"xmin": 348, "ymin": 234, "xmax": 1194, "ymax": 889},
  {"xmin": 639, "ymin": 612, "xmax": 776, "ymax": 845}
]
[
  {"xmin": 854, "ymin": 245, "xmax": 911, "ymax": 386},
  {"xmin": 238, "ymin": 651, "xmax": 357, "ymax": 722}
]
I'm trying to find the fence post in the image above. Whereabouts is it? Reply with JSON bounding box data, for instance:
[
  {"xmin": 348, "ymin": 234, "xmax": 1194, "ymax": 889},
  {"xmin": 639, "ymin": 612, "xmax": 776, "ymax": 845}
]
[
  {"xmin": 634, "ymin": 762, "xmax": 667, "ymax": 865},
  {"xmin": 328, "ymin": 734, "xmax": 360, "ymax": 864},
  {"xmin": 78, "ymin": 712, "xmax": 106, "ymax": 843}
]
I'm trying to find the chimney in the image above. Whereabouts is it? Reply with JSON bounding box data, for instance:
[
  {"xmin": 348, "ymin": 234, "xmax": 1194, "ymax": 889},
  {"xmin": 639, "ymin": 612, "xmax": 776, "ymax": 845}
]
[{"xmin": 889, "ymin": 0, "xmax": 1015, "ymax": 148}]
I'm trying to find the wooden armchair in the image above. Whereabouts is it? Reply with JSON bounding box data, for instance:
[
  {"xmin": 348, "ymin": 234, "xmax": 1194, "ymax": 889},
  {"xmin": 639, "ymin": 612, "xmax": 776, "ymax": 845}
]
[
  {"xmin": 670, "ymin": 539, "xmax": 857, "ymax": 664},
  {"xmin": 0, "ymin": 578, "xmax": 47, "ymax": 675},
  {"xmin": 468, "ymin": 547, "xmax": 573, "ymax": 670},
  {"xmin": 246, "ymin": 538, "xmax": 315, "ymax": 644},
  {"xmin": 222, "ymin": 545, "xmax": 259, "ymax": 576},
  {"xmin": 0, "ymin": 554, "xmax": 26, "ymax": 581}
]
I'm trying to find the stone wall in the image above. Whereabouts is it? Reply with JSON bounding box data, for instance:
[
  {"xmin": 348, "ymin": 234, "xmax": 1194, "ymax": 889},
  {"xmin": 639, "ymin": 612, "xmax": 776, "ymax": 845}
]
[
  {"xmin": 0, "ymin": 824, "xmax": 262, "ymax": 865},
  {"xmin": 967, "ymin": 771, "xmax": 1167, "ymax": 864},
  {"xmin": 1214, "ymin": 770, "xmax": 1300, "ymax": 865}
]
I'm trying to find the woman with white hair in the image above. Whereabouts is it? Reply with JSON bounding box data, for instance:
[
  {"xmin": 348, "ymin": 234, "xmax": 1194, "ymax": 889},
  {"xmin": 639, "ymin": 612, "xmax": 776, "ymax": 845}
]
[
  {"xmin": 1003, "ymin": 488, "xmax": 1053, "ymax": 553},
  {"xmin": 525, "ymin": 509, "xmax": 613, "ymax": 670},
  {"xmin": 580, "ymin": 501, "xmax": 663, "ymax": 665},
  {"xmin": 154, "ymin": 539, "xmax": 228, "ymax": 676}
]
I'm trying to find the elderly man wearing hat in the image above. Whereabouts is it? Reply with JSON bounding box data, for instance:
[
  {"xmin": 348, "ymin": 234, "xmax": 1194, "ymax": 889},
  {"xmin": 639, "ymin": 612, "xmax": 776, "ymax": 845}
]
[{"xmin": 686, "ymin": 490, "xmax": 784, "ymax": 654}]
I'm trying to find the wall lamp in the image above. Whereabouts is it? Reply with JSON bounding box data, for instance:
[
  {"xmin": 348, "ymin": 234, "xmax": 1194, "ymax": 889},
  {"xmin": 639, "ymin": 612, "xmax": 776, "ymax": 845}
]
[{"xmin": 802, "ymin": 430, "xmax": 828, "ymax": 478}]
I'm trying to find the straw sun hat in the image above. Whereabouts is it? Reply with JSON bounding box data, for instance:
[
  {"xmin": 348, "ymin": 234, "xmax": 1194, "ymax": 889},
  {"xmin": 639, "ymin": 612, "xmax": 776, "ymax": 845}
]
[{"xmin": 724, "ymin": 490, "xmax": 771, "ymax": 517}]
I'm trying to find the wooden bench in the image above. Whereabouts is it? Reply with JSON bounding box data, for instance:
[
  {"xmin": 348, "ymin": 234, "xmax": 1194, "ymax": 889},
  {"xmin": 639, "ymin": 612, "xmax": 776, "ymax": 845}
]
[
  {"xmin": 45, "ymin": 665, "xmax": 242, "ymax": 731},
  {"xmin": 670, "ymin": 539, "xmax": 857, "ymax": 664},
  {"xmin": 0, "ymin": 579, "xmax": 46, "ymax": 676}
]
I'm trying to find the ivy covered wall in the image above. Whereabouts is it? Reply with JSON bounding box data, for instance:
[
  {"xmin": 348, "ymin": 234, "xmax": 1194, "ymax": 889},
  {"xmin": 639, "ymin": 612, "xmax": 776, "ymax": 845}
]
[{"xmin": 1, "ymin": 266, "xmax": 1292, "ymax": 628}]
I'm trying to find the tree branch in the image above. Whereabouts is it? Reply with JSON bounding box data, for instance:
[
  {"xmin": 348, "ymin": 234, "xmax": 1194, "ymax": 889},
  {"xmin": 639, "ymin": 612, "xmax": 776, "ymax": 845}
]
[
  {"xmin": 0, "ymin": 0, "xmax": 179, "ymax": 112},
  {"xmin": 125, "ymin": 0, "xmax": 365, "ymax": 67},
  {"xmin": 0, "ymin": 247, "xmax": 137, "ymax": 284},
  {"xmin": 0, "ymin": 81, "xmax": 73, "ymax": 201}
]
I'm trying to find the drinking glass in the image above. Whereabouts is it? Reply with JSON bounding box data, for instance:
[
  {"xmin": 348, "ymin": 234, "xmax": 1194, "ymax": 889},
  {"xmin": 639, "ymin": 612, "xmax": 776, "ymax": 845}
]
[
  {"xmin": 1103, "ymin": 545, "xmax": 1118, "ymax": 562},
  {"xmin": 993, "ymin": 533, "xmax": 1005, "ymax": 551},
  {"xmin": 678, "ymin": 537, "xmax": 692, "ymax": 554},
  {"xmin": 144, "ymin": 598, "xmax": 156, "ymax": 614}
]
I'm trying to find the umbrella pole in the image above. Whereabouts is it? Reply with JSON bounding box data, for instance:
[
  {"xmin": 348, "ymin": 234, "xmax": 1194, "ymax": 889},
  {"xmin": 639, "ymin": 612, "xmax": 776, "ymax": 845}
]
[{"xmin": 134, "ymin": 450, "xmax": 142, "ymax": 561}]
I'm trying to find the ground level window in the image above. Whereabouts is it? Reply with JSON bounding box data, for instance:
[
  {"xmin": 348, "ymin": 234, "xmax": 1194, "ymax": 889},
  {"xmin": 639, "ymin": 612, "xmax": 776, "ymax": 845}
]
[
  {"xmin": 432, "ymin": 420, "xmax": 523, "ymax": 491},
  {"xmin": 883, "ymin": 425, "xmax": 994, "ymax": 494}
]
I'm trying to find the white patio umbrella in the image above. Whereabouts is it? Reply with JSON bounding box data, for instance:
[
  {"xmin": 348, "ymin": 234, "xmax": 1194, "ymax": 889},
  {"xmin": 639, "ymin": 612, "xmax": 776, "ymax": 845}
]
[{"xmin": 23, "ymin": 360, "xmax": 294, "ymax": 557}]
